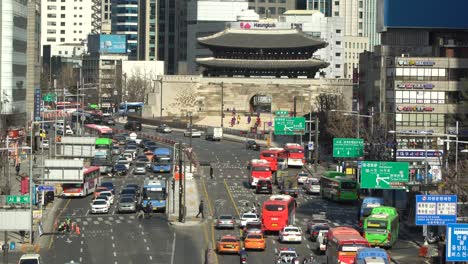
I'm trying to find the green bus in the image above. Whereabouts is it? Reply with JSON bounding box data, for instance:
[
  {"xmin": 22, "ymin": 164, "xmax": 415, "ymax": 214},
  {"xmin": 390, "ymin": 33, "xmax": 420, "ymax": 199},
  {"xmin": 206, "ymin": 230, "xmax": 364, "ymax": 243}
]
[
  {"xmin": 320, "ymin": 171, "xmax": 359, "ymax": 202},
  {"xmin": 95, "ymin": 138, "xmax": 113, "ymax": 151},
  {"xmin": 363, "ymin": 206, "xmax": 399, "ymax": 248}
]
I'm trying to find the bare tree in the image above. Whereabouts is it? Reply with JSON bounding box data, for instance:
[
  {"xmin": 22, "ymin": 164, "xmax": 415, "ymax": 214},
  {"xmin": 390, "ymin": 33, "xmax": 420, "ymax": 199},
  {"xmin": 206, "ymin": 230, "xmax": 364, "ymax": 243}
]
[
  {"xmin": 56, "ymin": 65, "xmax": 78, "ymax": 95},
  {"xmin": 124, "ymin": 68, "xmax": 156, "ymax": 102}
]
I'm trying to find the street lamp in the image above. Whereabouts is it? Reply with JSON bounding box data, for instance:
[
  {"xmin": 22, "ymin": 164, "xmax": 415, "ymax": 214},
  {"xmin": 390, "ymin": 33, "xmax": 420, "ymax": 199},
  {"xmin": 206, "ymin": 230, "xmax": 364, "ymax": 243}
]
[{"xmin": 153, "ymin": 77, "xmax": 163, "ymax": 126}]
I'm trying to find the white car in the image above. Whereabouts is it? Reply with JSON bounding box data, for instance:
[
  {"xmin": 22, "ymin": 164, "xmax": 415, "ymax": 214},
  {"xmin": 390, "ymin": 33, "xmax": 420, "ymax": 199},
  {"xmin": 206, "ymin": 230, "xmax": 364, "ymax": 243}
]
[
  {"xmin": 64, "ymin": 125, "xmax": 74, "ymax": 135},
  {"xmin": 276, "ymin": 248, "xmax": 299, "ymax": 264},
  {"xmin": 297, "ymin": 171, "xmax": 310, "ymax": 184},
  {"xmin": 117, "ymin": 159, "xmax": 131, "ymax": 170},
  {"xmin": 99, "ymin": 191, "xmax": 115, "ymax": 204},
  {"xmin": 91, "ymin": 199, "xmax": 109, "ymax": 214},
  {"xmin": 315, "ymin": 229, "xmax": 328, "ymax": 253},
  {"xmin": 184, "ymin": 129, "xmax": 202, "ymax": 137},
  {"xmin": 279, "ymin": 226, "xmax": 302, "ymax": 243},
  {"xmin": 41, "ymin": 139, "xmax": 49, "ymax": 149},
  {"xmin": 94, "ymin": 194, "xmax": 111, "ymax": 207},
  {"xmin": 156, "ymin": 125, "xmax": 172, "ymax": 133},
  {"xmin": 19, "ymin": 253, "xmax": 42, "ymax": 264},
  {"xmin": 240, "ymin": 212, "xmax": 260, "ymax": 227},
  {"xmin": 122, "ymin": 152, "xmax": 133, "ymax": 161}
]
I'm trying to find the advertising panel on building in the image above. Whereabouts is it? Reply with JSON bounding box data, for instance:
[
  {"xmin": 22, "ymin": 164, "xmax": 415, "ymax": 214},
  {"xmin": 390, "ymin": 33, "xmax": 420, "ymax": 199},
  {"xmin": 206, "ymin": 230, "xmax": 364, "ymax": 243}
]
[{"xmin": 88, "ymin": 34, "xmax": 127, "ymax": 54}]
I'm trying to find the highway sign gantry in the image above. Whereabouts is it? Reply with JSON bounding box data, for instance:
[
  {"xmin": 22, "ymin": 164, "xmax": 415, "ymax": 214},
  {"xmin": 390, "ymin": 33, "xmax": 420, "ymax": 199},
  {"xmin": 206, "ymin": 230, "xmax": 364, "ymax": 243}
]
[
  {"xmin": 416, "ymin": 195, "xmax": 457, "ymax": 226},
  {"xmin": 360, "ymin": 161, "xmax": 409, "ymax": 189},
  {"xmin": 332, "ymin": 138, "xmax": 364, "ymax": 158},
  {"xmin": 6, "ymin": 195, "xmax": 30, "ymax": 204},
  {"xmin": 274, "ymin": 117, "xmax": 306, "ymax": 135},
  {"xmin": 446, "ymin": 223, "xmax": 468, "ymax": 262},
  {"xmin": 274, "ymin": 110, "xmax": 289, "ymax": 116}
]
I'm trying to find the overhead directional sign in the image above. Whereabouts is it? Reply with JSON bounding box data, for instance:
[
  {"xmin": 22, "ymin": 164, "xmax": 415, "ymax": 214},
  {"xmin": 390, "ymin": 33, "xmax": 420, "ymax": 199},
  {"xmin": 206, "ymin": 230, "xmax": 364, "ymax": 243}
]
[
  {"xmin": 416, "ymin": 195, "xmax": 457, "ymax": 226},
  {"xmin": 333, "ymin": 138, "xmax": 364, "ymax": 158},
  {"xmin": 37, "ymin": 185, "xmax": 55, "ymax": 192},
  {"xmin": 274, "ymin": 110, "xmax": 289, "ymax": 116},
  {"xmin": 274, "ymin": 117, "xmax": 305, "ymax": 135},
  {"xmin": 446, "ymin": 223, "xmax": 468, "ymax": 262},
  {"xmin": 6, "ymin": 195, "xmax": 30, "ymax": 204},
  {"xmin": 360, "ymin": 161, "xmax": 409, "ymax": 189}
]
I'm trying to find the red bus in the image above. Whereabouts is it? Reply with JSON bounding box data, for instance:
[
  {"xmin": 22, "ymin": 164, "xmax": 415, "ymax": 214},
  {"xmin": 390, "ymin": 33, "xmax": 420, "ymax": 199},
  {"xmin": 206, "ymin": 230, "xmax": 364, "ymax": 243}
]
[
  {"xmin": 84, "ymin": 124, "xmax": 114, "ymax": 138},
  {"xmin": 284, "ymin": 143, "xmax": 305, "ymax": 167},
  {"xmin": 62, "ymin": 166, "xmax": 101, "ymax": 197},
  {"xmin": 259, "ymin": 148, "xmax": 288, "ymax": 172},
  {"xmin": 261, "ymin": 195, "xmax": 296, "ymax": 232},
  {"xmin": 326, "ymin": 227, "xmax": 370, "ymax": 264},
  {"xmin": 248, "ymin": 159, "xmax": 272, "ymax": 187}
]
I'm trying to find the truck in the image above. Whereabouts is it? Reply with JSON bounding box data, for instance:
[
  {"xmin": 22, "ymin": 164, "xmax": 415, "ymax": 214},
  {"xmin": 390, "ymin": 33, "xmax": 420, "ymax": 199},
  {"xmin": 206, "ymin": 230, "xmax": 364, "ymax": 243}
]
[
  {"xmin": 279, "ymin": 174, "xmax": 300, "ymax": 198},
  {"xmin": 56, "ymin": 136, "xmax": 96, "ymax": 158},
  {"xmin": 205, "ymin": 127, "xmax": 223, "ymax": 141},
  {"xmin": 142, "ymin": 178, "xmax": 167, "ymax": 213}
]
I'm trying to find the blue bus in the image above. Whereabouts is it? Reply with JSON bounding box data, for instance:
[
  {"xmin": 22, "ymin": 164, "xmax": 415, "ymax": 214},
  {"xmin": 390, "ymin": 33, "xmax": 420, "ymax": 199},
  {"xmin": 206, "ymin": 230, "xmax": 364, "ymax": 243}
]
[
  {"xmin": 358, "ymin": 197, "xmax": 384, "ymax": 227},
  {"xmin": 354, "ymin": 248, "xmax": 390, "ymax": 264},
  {"xmin": 118, "ymin": 102, "xmax": 144, "ymax": 116},
  {"xmin": 142, "ymin": 178, "xmax": 167, "ymax": 213},
  {"xmin": 152, "ymin": 148, "xmax": 172, "ymax": 173}
]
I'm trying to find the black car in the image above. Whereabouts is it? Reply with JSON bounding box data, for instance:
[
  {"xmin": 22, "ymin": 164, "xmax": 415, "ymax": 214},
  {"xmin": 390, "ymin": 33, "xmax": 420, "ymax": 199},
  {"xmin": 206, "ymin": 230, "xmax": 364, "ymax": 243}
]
[
  {"xmin": 245, "ymin": 140, "xmax": 260, "ymax": 150},
  {"xmin": 113, "ymin": 164, "xmax": 128, "ymax": 175},
  {"xmin": 255, "ymin": 179, "xmax": 272, "ymax": 194},
  {"xmin": 125, "ymin": 183, "xmax": 140, "ymax": 196},
  {"xmin": 124, "ymin": 121, "xmax": 142, "ymax": 131},
  {"xmin": 120, "ymin": 187, "xmax": 137, "ymax": 199},
  {"xmin": 140, "ymin": 138, "xmax": 152, "ymax": 148},
  {"xmin": 102, "ymin": 117, "xmax": 115, "ymax": 126},
  {"xmin": 100, "ymin": 182, "xmax": 115, "ymax": 195},
  {"xmin": 308, "ymin": 224, "xmax": 330, "ymax": 242}
]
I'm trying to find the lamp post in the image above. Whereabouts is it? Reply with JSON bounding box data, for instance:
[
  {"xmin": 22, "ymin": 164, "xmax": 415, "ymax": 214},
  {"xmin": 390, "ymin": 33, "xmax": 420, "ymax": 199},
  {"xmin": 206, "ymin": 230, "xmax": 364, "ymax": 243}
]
[
  {"xmin": 220, "ymin": 82, "xmax": 224, "ymax": 128},
  {"xmin": 153, "ymin": 78, "xmax": 163, "ymax": 126},
  {"xmin": 188, "ymin": 111, "xmax": 193, "ymax": 173}
]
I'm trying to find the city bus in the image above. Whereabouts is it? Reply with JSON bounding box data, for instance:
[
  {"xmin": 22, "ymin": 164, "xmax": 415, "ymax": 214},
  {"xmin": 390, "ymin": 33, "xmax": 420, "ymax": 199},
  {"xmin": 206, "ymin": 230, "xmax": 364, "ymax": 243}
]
[
  {"xmin": 152, "ymin": 148, "xmax": 172, "ymax": 173},
  {"xmin": 326, "ymin": 227, "xmax": 370, "ymax": 264},
  {"xmin": 84, "ymin": 124, "xmax": 114, "ymax": 138},
  {"xmin": 283, "ymin": 143, "xmax": 305, "ymax": 167},
  {"xmin": 354, "ymin": 248, "xmax": 390, "ymax": 264},
  {"xmin": 363, "ymin": 206, "xmax": 399, "ymax": 248},
  {"xmin": 61, "ymin": 166, "xmax": 101, "ymax": 197},
  {"xmin": 248, "ymin": 159, "xmax": 272, "ymax": 187},
  {"xmin": 142, "ymin": 178, "xmax": 167, "ymax": 213},
  {"xmin": 321, "ymin": 171, "xmax": 359, "ymax": 203},
  {"xmin": 95, "ymin": 138, "xmax": 113, "ymax": 152},
  {"xmin": 259, "ymin": 148, "xmax": 288, "ymax": 172},
  {"xmin": 118, "ymin": 102, "xmax": 144, "ymax": 116},
  {"xmin": 358, "ymin": 197, "xmax": 384, "ymax": 228},
  {"xmin": 261, "ymin": 195, "xmax": 296, "ymax": 232},
  {"xmin": 54, "ymin": 101, "xmax": 82, "ymax": 113}
]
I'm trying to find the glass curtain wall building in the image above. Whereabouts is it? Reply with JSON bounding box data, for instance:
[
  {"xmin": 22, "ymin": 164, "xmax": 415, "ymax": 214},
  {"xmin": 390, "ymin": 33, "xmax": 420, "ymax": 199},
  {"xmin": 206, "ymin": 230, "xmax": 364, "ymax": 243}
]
[{"xmin": 112, "ymin": 0, "xmax": 138, "ymax": 59}]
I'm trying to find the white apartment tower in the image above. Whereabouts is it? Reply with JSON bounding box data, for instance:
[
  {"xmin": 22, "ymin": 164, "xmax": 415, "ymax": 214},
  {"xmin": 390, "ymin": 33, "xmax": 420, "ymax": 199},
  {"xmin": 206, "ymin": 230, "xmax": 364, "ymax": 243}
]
[
  {"xmin": 41, "ymin": 0, "xmax": 94, "ymax": 57},
  {"xmin": 332, "ymin": 0, "xmax": 363, "ymax": 36}
]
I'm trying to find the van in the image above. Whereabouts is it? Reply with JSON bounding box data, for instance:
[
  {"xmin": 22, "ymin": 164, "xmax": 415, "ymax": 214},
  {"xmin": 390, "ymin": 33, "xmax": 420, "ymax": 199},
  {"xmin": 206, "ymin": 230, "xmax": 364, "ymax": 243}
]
[
  {"xmin": 18, "ymin": 253, "xmax": 42, "ymax": 264},
  {"xmin": 124, "ymin": 121, "xmax": 142, "ymax": 131}
]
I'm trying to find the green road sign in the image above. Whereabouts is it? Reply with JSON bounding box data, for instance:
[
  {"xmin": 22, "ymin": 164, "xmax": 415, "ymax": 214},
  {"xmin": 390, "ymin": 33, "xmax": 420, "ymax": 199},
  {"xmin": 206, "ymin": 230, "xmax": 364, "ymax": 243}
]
[
  {"xmin": 333, "ymin": 138, "xmax": 364, "ymax": 158},
  {"xmin": 274, "ymin": 110, "xmax": 289, "ymax": 116},
  {"xmin": 360, "ymin": 161, "xmax": 409, "ymax": 189},
  {"xmin": 43, "ymin": 93, "xmax": 57, "ymax": 102},
  {"xmin": 6, "ymin": 195, "xmax": 30, "ymax": 204},
  {"xmin": 274, "ymin": 117, "xmax": 306, "ymax": 135}
]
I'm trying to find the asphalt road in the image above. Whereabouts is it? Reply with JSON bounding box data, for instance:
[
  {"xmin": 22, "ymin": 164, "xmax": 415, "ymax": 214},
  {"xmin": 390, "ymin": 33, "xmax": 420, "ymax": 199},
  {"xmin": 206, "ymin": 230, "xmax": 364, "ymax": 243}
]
[{"xmin": 29, "ymin": 123, "xmax": 421, "ymax": 264}]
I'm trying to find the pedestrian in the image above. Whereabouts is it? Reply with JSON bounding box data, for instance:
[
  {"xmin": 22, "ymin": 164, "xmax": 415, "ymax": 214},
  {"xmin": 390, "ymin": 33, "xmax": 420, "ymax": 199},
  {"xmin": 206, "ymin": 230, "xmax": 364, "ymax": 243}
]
[
  {"xmin": 210, "ymin": 166, "xmax": 214, "ymax": 179},
  {"xmin": 65, "ymin": 217, "xmax": 71, "ymax": 233},
  {"xmin": 136, "ymin": 201, "xmax": 144, "ymax": 219},
  {"xmin": 145, "ymin": 200, "xmax": 153, "ymax": 218},
  {"xmin": 231, "ymin": 117, "xmax": 235, "ymax": 127},
  {"xmin": 33, "ymin": 156, "xmax": 37, "ymax": 165},
  {"xmin": 196, "ymin": 200, "xmax": 204, "ymax": 218},
  {"xmin": 15, "ymin": 163, "xmax": 20, "ymax": 176},
  {"xmin": 247, "ymin": 115, "xmax": 251, "ymax": 124},
  {"xmin": 237, "ymin": 114, "xmax": 241, "ymax": 124}
]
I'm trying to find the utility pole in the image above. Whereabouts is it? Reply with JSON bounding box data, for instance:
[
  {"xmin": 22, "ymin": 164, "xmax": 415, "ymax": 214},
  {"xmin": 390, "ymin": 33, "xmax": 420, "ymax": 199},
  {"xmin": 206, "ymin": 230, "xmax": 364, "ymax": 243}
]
[
  {"xmin": 220, "ymin": 82, "xmax": 224, "ymax": 128},
  {"xmin": 189, "ymin": 112, "xmax": 193, "ymax": 173},
  {"xmin": 293, "ymin": 96, "xmax": 297, "ymax": 143},
  {"xmin": 178, "ymin": 141, "xmax": 184, "ymax": 223},
  {"xmin": 314, "ymin": 116, "xmax": 319, "ymax": 172}
]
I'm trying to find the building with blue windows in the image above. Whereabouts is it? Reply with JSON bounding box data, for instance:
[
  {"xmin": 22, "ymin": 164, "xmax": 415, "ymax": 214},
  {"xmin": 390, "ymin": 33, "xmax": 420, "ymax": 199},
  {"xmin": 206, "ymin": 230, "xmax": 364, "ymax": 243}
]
[
  {"xmin": 306, "ymin": 0, "xmax": 331, "ymax": 17},
  {"xmin": 111, "ymin": 0, "xmax": 138, "ymax": 60}
]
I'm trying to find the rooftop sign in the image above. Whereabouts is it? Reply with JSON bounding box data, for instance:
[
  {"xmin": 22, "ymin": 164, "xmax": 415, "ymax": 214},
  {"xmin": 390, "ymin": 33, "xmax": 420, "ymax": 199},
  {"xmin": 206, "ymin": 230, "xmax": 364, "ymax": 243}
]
[{"xmin": 230, "ymin": 22, "xmax": 303, "ymax": 30}]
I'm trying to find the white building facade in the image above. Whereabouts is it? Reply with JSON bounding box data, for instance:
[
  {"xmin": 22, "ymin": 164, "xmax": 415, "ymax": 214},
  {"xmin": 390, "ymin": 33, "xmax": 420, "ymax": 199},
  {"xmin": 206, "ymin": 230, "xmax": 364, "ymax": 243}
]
[
  {"xmin": 332, "ymin": 0, "xmax": 363, "ymax": 37},
  {"xmin": 41, "ymin": 0, "xmax": 94, "ymax": 57},
  {"xmin": 186, "ymin": 0, "xmax": 249, "ymax": 74},
  {"xmin": 282, "ymin": 10, "xmax": 345, "ymax": 78}
]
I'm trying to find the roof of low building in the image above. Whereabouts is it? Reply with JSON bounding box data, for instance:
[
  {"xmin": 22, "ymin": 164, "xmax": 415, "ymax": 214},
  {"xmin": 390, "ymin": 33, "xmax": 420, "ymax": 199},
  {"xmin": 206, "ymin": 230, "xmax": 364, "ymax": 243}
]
[
  {"xmin": 198, "ymin": 28, "xmax": 327, "ymax": 49},
  {"xmin": 196, "ymin": 57, "xmax": 329, "ymax": 70},
  {"xmin": 283, "ymin": 10, "xmax": 321, "ymax": 15}
]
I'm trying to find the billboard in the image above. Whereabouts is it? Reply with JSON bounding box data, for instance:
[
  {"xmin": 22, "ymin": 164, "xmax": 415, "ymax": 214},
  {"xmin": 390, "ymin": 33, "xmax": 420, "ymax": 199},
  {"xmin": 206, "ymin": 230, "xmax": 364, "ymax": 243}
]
[
  {"xmin": 56, "ymin": 136, "xmax": 96, "ymax": 158},
  {"xmin": 383, "ymin": 0, "xmax": 468, "ymax": 29},
  {"xmin": 0, "ymin": 210, "xmax": 31, "ymax": 231},
  {"xmin": 43, "ymin": 159, "xmax": 85, "ymax": 183},
  {"xmin": 88, "ymin": 34, "xmax": 127, "ymax": 54}
]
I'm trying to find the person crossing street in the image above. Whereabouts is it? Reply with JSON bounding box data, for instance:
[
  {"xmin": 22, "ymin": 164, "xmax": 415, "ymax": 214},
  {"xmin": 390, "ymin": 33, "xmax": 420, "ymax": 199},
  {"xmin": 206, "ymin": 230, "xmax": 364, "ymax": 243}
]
[{"xmin": 196, "ymin": 200, "xmax": 204, "ymax": 219}]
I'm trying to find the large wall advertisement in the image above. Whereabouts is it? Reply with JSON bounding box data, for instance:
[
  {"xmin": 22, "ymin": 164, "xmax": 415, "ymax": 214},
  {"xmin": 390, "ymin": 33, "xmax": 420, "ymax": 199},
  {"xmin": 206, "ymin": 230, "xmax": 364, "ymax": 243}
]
[{"xmin": 88, "ymin": 34, "xmax": 127, "ymax": 54}]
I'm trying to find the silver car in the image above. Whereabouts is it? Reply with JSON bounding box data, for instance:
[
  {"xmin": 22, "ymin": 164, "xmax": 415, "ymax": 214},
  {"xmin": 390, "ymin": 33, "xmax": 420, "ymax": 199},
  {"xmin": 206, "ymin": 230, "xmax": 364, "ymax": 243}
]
[
  {"xmin": 215, "ymin": 215, "xmax": 236, "ymax": 229},
  {"xmin": 134, "ymin": 162, "xmax": 147, "ymax": 175},
  {"xmin": 117, "ymin": 196, "xmax": 136, "ymax": 213}
]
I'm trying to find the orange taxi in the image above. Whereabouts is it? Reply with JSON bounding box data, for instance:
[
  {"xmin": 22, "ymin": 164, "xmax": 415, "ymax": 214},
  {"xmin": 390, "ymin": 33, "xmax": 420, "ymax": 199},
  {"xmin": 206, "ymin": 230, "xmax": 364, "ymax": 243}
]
[
  {"xmin": 144, "ymin": 150, "xmax": 154, "ymax": 162},
  {"xmin": 244, "ymin": 233, "xmax": 266, "ymax": 251},
  {"xmin": 216, "ymin": 235, "xmax": 240, "ymax": 254},
  {"xmin": 94, "ymin": 186, "xmax": 109, "ymax": 199}
]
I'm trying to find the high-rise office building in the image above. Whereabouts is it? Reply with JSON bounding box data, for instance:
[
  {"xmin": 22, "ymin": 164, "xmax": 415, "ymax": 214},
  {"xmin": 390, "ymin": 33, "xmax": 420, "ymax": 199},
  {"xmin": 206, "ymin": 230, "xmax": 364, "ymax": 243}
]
[
  {"xmin": 41, "ymin": 0, "xmax": 93, "ymax": 57},
  {"xmin": 137, "ymin": 0, "xmax": 157, "ymax": 61},
  {"xmin": 0, "ymin": 0, "xmax": 30, "ymax": 131},
  {"xmin": 362, "ymin": 0, "xmax": 379, "ymax": 51},
  {"xmin": 111, "ymin": 0, "xmax": 139, "ymax": 60},
  {"xmin": 248, "ymin": 0, "xmax": 296, "ymax": 19},
  {"xmin": 332, "ymin": 0, "xmax": 363, "ymax": 37},
  {"xmin": 306, "ymin": 0, "xmax": 331, "ymax": 17},
  {"xmin": 26, "ymin": 0, "xmax": 41, "ymax": 117}
]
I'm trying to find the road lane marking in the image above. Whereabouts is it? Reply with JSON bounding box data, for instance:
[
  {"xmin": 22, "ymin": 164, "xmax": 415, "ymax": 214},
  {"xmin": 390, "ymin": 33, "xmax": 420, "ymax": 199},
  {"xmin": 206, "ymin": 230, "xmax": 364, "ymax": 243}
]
[
  {"xmin": 111, "ymin": 236, "xmax": 114, "ymax": 240},
  {"xmin": 149, "ymin": 256, "xmax": 153, "ymax": 261},
  {"xmin": 146, "ymin": 246, "xmax": 150, "ymax": 251},
  {"xmin": 113, "ymin": 252, "xmax": 116, "ymax": 257},
  {"xmin": 79, "ymin": 257, "xmax": 82, "ymax": 262},
  {"xmin": 143, "ymin": 238, "xmax": 147, "ymax": 243},
  {"xmin": 170, "ymin": 232, "xmax": 176, "ymax": 264},
  {"xmin": 201, "ymin": 177, "xmax": 219, "ymax": 264},
  {"xmin": 80, "ymin": 248, "xmax": 83, "ymax": 253},
  {"xmin": 112, "ymin": 243, "xmax": 115, "ymax": 248},
  {"xmin": 224, "ymin": 179, "xmax": 240, "ymax": 217},
  {"xmin": 85, "ymin": 209, "xmax": 89, "ymax": 216}
]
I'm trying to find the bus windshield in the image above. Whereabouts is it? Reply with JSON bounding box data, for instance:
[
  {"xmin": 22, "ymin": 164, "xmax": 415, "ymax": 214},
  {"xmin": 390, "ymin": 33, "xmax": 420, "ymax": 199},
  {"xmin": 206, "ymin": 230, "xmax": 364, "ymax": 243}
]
[
  {"xmin": 288, "ymin": 149, "xmax": 303, "ymax": 153},
  {"xmin": 155, "ymin": 158, "xmax": 171, "ymax": 164},
  {"xmin": 265, "ymin": 204, "xmax": 285, "ymax": 211},
  {"xmin": 252, "ymin": 166, "xmax": 270, "ymax": 171},
  {"xmin": 339, "ymin": 244, "xmax": 368, "ymax": 252},
  {"xmin": 366, "ymin": 220, "xmax": 388, "ymax": 229},
  {"xmin": 341, "ymin": 182, "xmax": 357, "ymax": 189},
  {"xmin": 143, "ymin": 189, "xmax": 165, "ymax": 200}
]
